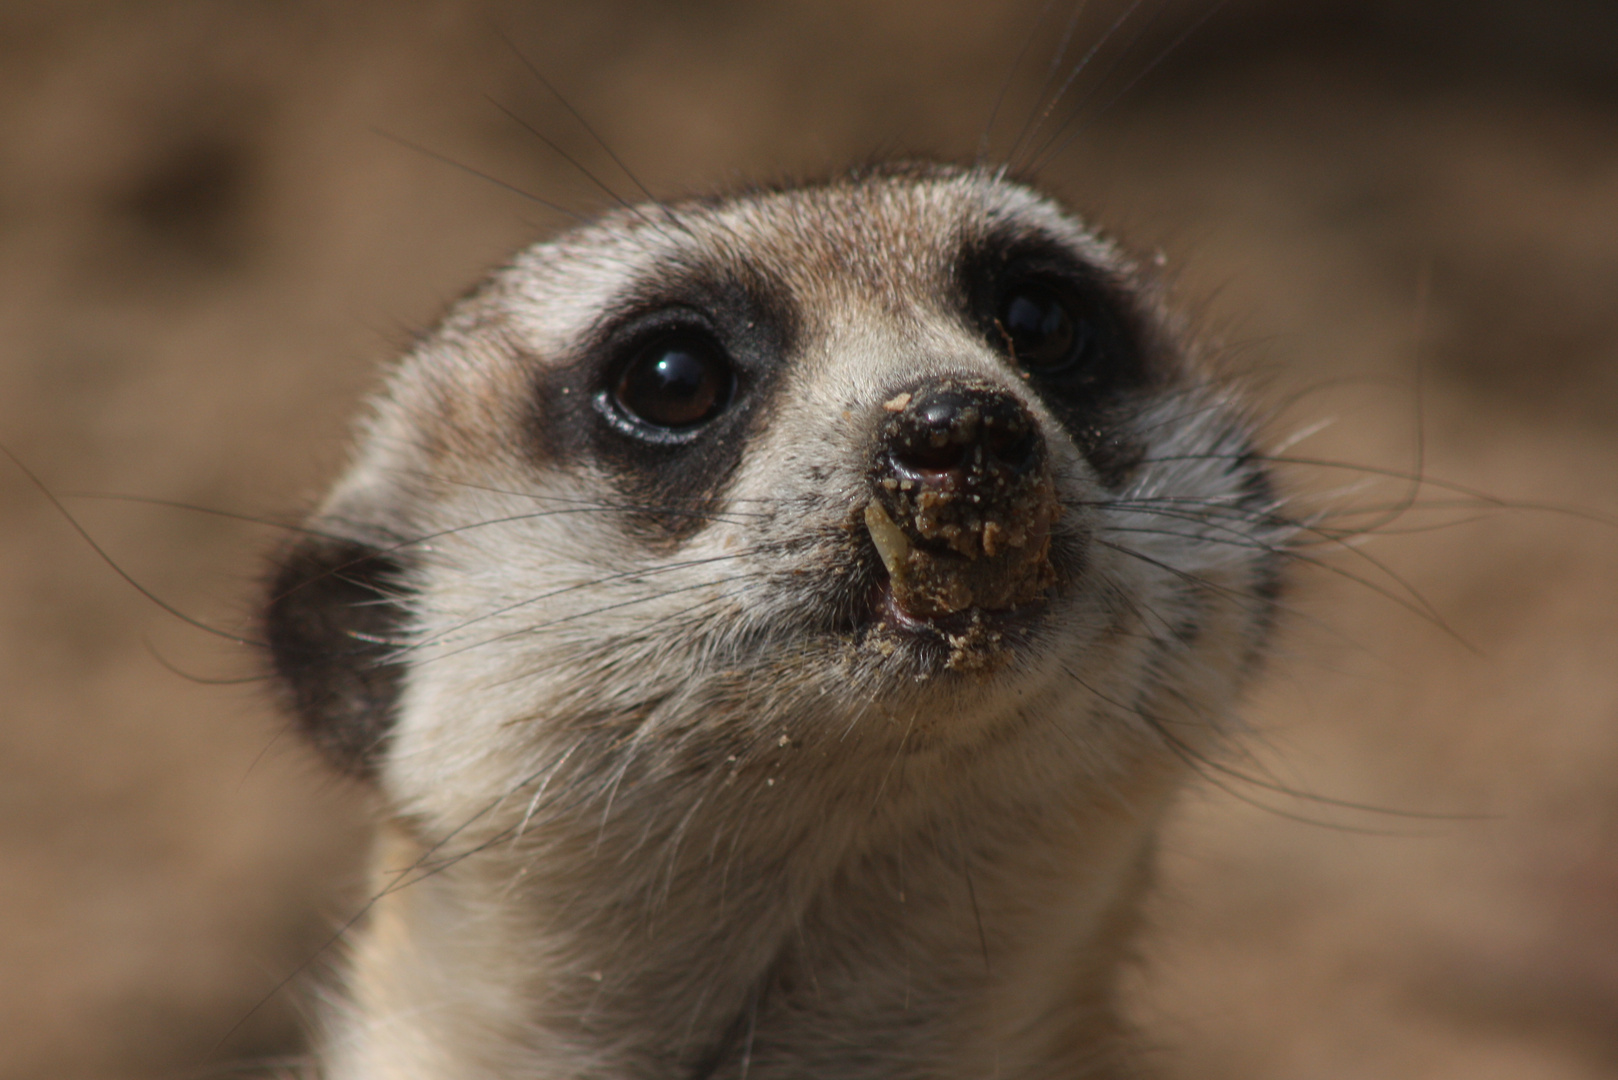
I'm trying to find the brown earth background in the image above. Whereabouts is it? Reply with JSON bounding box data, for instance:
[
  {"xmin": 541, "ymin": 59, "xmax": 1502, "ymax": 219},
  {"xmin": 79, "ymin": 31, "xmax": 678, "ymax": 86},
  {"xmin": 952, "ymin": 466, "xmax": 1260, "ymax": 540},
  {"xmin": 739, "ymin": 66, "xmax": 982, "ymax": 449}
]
[{"xmin": 3, "ymin": 2, "xmax": 1617, "ymax": 1077}]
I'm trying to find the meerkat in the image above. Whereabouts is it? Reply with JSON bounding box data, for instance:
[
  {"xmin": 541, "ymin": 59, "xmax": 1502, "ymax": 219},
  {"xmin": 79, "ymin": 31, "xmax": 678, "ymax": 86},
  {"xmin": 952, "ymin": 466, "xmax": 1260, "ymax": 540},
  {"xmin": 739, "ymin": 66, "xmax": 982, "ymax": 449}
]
[{"xmin": 262, "ymin": 161, "xmax": 1287, "ymax": 1079}]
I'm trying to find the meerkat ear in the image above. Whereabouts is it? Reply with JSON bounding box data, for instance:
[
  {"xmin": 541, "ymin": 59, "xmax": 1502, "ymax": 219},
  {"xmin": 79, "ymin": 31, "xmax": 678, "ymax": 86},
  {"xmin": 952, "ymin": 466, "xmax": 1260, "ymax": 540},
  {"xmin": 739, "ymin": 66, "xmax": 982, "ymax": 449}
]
[{"xmin": 261, "ymin": 533, "xmax": 414, "ymax": 779}]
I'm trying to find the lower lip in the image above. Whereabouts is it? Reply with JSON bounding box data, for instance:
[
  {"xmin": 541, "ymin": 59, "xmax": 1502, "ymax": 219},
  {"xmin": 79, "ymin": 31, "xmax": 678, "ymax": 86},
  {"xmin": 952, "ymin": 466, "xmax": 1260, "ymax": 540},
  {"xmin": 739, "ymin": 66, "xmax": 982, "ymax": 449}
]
[
  {"xmin": 866, "ymin": 578, "xmax": 1035, "ymax": 638},
  {"xmin": 872, "ymin": 580, "xmax": 926, "ymax": 631}
]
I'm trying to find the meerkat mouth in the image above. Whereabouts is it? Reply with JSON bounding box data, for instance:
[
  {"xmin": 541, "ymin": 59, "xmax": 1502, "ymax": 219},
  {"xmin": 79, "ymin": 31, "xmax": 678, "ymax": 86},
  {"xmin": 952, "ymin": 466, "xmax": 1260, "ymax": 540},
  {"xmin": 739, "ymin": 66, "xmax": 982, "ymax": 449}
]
[
  {"xmin": 856, "ymin": 554, "xmax": 1042, "ymax": 673},
  {"xmin": 858, "ymin": 522, "xmax": 1051, "ymax": 660}
]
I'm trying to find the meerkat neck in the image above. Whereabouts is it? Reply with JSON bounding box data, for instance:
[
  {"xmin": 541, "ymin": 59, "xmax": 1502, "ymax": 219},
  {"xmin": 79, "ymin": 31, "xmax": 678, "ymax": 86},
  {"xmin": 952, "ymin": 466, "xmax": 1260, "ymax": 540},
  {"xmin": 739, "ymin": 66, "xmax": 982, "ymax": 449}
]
[{"xmin": 323, "ymin": 762, "xmax": 1165, "ymax": 1080}]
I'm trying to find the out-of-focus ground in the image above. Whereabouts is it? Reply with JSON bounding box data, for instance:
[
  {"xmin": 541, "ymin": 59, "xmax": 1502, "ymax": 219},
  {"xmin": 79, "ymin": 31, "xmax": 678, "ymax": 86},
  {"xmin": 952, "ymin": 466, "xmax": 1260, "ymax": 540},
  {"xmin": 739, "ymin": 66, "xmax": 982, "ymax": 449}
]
[{"xmin": 2, "ymin": 2, "xmax": 1616, "ymax": 1077}]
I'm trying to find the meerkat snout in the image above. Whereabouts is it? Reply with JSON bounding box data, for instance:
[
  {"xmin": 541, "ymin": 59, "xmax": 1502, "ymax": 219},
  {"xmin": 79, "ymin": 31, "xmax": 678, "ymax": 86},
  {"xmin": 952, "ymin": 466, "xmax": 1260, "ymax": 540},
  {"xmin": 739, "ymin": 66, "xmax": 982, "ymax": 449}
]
[{"xmin": 866, "ymin": 377, "xmax": 1058, "ymax": 624}]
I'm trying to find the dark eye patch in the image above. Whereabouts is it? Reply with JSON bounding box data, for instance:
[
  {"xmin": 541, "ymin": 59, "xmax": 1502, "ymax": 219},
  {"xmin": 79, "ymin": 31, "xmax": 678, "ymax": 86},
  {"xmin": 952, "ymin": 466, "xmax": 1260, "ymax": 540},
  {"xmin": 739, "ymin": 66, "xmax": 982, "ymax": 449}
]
[
  {"xmin": 529, "ymin": 267, "xmax": 797, "ymax": 541},
  {"xmin": 959, "ymin": 229, "xmax": 1157, "ymax": 487}
]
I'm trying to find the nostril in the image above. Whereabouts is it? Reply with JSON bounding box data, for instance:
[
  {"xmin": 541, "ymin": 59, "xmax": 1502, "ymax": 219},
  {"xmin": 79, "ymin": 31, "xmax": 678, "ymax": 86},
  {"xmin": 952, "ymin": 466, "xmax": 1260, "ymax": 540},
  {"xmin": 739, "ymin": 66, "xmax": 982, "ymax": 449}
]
[
  {"xmin": 982, "ymin": 417, "xmax": 1035, "ymax": 472},
  {"xmin": 889, "ymin": 388, "xmax": 977, "ymax": 476},
  {"xmin": 892, "ymin": 432, "xmax": 970, "ymax": 474},
  {"xmin": 876, "ymin": 378, "xmax": 1045, "ymax": 493}
]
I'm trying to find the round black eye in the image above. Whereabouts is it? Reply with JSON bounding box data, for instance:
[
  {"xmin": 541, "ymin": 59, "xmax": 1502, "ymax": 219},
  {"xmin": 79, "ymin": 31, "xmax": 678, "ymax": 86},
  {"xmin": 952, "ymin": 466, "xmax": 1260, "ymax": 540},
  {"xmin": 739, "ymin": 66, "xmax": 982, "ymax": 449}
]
[
  {"xmin": 998, "ymin": 281, "xmax": 1086, "ymax": 374},
  {"xmin": 613, "ymin": 334, "xmax": 733, "ymax": 430}
]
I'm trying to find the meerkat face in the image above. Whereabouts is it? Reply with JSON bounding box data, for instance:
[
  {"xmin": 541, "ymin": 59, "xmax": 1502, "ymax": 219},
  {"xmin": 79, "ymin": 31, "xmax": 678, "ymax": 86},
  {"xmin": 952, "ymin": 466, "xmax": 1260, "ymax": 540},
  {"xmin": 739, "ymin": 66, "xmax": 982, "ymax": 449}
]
[{"xmin": 263, "ymin": 163, "xmax": 1282, "ymax": 829}]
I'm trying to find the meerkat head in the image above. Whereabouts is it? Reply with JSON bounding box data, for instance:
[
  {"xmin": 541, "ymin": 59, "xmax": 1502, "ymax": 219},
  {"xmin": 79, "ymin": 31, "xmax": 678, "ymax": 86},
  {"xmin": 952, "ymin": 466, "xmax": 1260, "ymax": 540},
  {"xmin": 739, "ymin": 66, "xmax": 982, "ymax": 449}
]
[
  {"xmin": 258, "ymin": 162, "xmax": 1283, "ymax": 1077},
  {"xmin": 264, "ymin": 161, "xmax": 1279, "ymax": 788}
]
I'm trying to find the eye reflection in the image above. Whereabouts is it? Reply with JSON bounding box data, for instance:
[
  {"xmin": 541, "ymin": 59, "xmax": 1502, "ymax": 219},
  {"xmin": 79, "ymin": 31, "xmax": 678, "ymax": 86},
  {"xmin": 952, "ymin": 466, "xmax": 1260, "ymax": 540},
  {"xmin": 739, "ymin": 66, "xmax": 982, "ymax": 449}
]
[
  {"xmin": 998, "ymin": 281, "xmax": 1086, "ymax": 374},
  {"xmin": 613, "ymin": 334, "xmax": 733, "ymax": 430}
]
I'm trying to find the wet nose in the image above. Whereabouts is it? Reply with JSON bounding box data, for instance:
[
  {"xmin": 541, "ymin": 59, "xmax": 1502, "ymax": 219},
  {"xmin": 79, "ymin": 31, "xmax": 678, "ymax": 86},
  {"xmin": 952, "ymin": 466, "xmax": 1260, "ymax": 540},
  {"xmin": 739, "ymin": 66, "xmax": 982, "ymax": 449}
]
[
  {"xmin": 880, "ymin": 379, "xmax": 1042, "ymax": 494},
  {"xmin": 865, "ymin": 377, "xmax": 1058, "ymax": 617}
]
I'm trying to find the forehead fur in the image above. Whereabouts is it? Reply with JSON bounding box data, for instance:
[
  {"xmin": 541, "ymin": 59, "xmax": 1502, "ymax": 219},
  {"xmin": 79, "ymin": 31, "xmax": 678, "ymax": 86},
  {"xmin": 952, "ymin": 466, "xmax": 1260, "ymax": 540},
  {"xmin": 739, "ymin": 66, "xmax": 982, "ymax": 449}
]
[{"xmin": 487, "ymin": 165, "xmax": 1127, "ymax": 359}]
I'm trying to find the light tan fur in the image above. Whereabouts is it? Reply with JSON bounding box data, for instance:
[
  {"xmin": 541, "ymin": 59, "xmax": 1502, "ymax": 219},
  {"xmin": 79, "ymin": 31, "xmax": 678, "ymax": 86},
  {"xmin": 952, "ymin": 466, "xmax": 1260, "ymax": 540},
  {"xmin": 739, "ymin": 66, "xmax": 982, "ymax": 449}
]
[{"xmin": 276, "ymin": 165, "xmax": 1286, "ymax": 1079}]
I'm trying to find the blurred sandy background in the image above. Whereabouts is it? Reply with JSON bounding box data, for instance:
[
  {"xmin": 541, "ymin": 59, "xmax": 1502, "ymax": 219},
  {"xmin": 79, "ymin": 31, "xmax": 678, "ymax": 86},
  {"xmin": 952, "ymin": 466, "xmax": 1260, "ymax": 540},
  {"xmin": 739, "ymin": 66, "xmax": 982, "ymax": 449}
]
[{"xmin": 2, "ymin": 1, "xmax": 1616, "ymax": 1077}]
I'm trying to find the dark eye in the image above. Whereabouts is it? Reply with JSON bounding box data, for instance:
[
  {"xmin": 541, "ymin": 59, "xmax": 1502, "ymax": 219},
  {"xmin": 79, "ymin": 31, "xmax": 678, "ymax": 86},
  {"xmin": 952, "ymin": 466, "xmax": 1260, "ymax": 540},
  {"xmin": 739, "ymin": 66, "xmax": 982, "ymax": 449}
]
[
  {"xmin": 613, "ymin": 334, "xmax": 734, "ymax": 430},
  {"xmin": 998, "ymin": 281, "xmax": 1089, "ymax": 375}
]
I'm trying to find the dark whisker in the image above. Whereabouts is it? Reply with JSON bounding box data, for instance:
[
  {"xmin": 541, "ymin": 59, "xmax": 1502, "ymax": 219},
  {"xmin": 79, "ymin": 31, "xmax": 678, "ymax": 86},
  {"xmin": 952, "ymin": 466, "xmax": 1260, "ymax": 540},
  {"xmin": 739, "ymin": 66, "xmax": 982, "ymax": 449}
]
[
  {"xmin": 1152, "ymin": 677, "xmax": 1487, "ymax": 821},
  {"xmin": 1006, "ymin": 0, "xmax": 1149, "ymax": 172},
  {"xmin": 1, "ymin": 444, "xmax": 263, "ymax": 648},
  {"xmin": 1055, "ymin": 660, "xmax": 1448, "ymax": 835},
  {"xmin": 1146, "ymin": 450, "xmax": 1617, "ymax": 530},
  {"xmin": 494, "ymin": 29, "xmax": 697, "ymax": 242},
  {"xmin": 404, "ymin": 555, "xmax": 774, "ymax": 666},
  {"xmin": 1097, "ymin": 528, "xmax": 1467, "ymax": 645},
  {"xmin": 370, "ymin": 128, "xmax": 587, "ymax": 222},
  {"xmin": 141, "ymin": 638, "xmax": 271, "ymax": 687},
  {"xmin": 397, "ymin": 546, "xmax": 772, "ymax": 660},
  {"xmin": 402, "ymin": 472, "xmax": 773, "ymax": 521},
  {"xmin": 1022, "ymin": 0, "xmax": 1174, "ymax": 173},
  {"xmin": 62, "ymin": 492, "xmax": 349, "ymax": 540},
  {"xmin": 266, "ymin": 500, "xmax": 768, "ymax": 623},
  {"xmin": 1148, "ymin": 719, "xmax": 1447, "ymax": 836},
  {"xmin": 978, "ymin": 0, "xmax": 1062, "ymax": 163},
  {"xmin": 1030, "ymin": 0, "xmax": 1232, "ymax": 174},
  {"xmin": 1097, "ymin": 497, "xmax": 1455, "ymax": 629}
]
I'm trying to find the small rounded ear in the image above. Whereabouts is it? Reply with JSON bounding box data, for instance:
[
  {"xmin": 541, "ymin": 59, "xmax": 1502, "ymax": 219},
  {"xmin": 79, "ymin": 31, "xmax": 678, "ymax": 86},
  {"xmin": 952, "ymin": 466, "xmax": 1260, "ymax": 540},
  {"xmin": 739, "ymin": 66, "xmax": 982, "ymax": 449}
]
[{"xmin": 261, "ymin": 534, "xmax": 414, "ymax": 779}]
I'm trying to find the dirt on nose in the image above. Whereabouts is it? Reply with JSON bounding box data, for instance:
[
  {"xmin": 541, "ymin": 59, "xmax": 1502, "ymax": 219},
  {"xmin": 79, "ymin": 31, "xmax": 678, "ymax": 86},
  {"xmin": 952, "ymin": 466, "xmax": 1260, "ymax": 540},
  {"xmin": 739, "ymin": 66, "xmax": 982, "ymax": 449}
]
[{"xmin": 866, "ymin": 379, "xmax": 1060, "ymax": 621}]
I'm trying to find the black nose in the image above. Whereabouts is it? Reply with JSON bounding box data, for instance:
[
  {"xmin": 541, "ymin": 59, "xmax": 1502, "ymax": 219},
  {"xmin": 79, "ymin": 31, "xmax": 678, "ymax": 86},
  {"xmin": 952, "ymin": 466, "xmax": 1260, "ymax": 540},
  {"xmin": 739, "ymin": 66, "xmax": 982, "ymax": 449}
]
[
  {"xmin": 865, "ymin": 377, "xmax": 1058, "ymax": 613},
  {"xmin": 881, "ymin": 379, "xmax": 1041, "ymax": 490}
]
